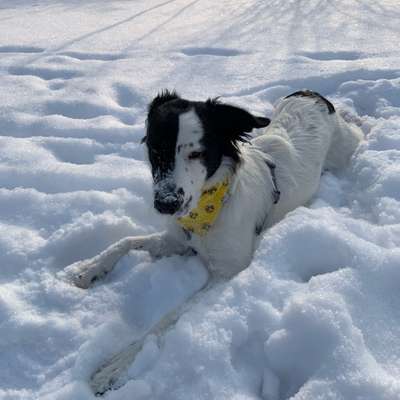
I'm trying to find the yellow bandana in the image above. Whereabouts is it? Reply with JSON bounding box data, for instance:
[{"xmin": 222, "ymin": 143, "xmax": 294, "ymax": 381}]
[{"xmin": 177, "ymin": 177, "xmax": 230, "ymax": 236}]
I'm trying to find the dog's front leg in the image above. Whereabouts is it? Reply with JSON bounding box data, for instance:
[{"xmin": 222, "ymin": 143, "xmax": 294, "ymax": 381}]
[
  {"xmin": 63, "ymin": 232, "xmax": 188, "ymax": 289},
  {"xmin": 90, "ymin": 276, "xmax": 220, "ymax": 395}
]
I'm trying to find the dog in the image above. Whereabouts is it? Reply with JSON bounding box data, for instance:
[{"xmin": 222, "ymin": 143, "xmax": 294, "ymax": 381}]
[{"xmin": 64, "ymin": 89, "xmax": 362, "ymax": 394}]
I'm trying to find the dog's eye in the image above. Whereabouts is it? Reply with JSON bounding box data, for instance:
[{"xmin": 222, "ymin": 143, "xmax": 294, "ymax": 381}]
[{"xmin": 188, "ymin": 151, "xmax": 204, "ymax": 160}]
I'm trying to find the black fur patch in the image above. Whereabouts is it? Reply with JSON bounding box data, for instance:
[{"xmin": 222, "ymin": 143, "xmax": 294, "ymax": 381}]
[
  {"xmin": 285, "ymin": 90, "xmax": 335, "ymax": 114},
  {"xmin": 255, "ymin": 223, "xmax": 263, "ymax": 236},
  {"xmin": 145, "ymin": 90, "xmax": 270, "ymax": 180},
  {"xmin": 145, "ymin": 90, "xmax": 190, "ymax": 181},
  {"xmin": 265, "ymin": 159, "xmax": 280, "ymax": 204},
  {"xmin": 148, "ymin": 89, "xmax": 181, "ymax": 116}
]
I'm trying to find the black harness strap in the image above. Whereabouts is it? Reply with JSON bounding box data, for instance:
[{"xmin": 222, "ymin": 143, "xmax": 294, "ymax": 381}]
[
  {"xmin": 265, "ymin": 159, "xmax": 280, "ymax": 204},
  {"xmin": 255, "ymin": 158, "xmax": 281, "ymax": 236}
]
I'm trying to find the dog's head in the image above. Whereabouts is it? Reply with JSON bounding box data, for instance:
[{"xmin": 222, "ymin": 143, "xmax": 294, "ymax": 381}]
[{"xmin": 143, "ymin": 90, "xmax": 270, "ymax": 216}]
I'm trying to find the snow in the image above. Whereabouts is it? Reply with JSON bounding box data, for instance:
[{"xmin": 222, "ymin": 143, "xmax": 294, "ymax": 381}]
[{"xmin": 0, "ymin": 1, "xmax": 400, "ymax": 399}]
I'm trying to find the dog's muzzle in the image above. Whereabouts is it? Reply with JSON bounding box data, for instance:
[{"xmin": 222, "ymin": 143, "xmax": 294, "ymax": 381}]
[{"xmin": 154, "ymin": 187, "xmax": 184, "ymax": 215}]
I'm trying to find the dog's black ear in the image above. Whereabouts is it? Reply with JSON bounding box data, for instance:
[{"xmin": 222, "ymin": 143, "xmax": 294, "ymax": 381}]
[
  {"xmin": 206, "ymin": 99, "xmax": 270, "ymax": 142},
  {"xmin": 148, "ymin": 89, "xmax": 180, "ymax": 115}
]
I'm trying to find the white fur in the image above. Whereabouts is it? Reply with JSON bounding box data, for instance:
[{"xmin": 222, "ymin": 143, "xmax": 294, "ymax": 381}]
[
  {"xmin": 174, "ymin": 110, "xmax": 207, "ymax": 214},
  {"xmin": 63, "ymin": 94, "xmax": 363, "ymax": 394}
]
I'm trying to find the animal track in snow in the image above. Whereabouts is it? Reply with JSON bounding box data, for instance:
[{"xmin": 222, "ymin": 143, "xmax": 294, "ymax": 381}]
[
  {"xmin": 45, "ymin": 100, "xmax": 109, "ymax": 120},
  {"xmin": 44, "ymin": 100, "xmax": 136, "ymax": 125},
  {"xmin": 48, "ymin": 81, "xmax": 66, "ymax": 91},
  {"xmin": 180, "ymin": 47, "xmax": 244, "ymax": 57},
  {"xmin": 8, "ymin": 66, "xmax": 82, "ymax": 80},
  {"xmin": 59, "ymin": 51, "xmax": 126, "ymax": 61},
  {"xmin": 39, "ymin": 138, "xmax": 107, "ymax": 165},
  {"xmin": 297, "ymin": 50, "xmax": 364, "ymax": 61},
  {"xmin": 0, "ymin": 45, "xmax": 44, "ymax": 53},
  {"xmin": 112, "ymin": 83, "xmax": 142, "ymax": 108}
]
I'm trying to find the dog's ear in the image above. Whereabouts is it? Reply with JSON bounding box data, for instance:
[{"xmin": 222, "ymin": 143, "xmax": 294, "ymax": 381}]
[
  {"xmin": 206, "ymin": 99, "xmax": 270, "ymax": 142},
  {"xmin": 148, "ymin": 89, "xmax": 180, "ymax": 115}
]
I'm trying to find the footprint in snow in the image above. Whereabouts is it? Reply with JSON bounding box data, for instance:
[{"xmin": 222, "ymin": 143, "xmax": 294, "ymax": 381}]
[
  {"xmin": 59, "ymin": 51, "xmax": 126, "ymax": 61},
  {"xmin": 112, "ymin": 83, "xmax": 143, "ymax": 108},
  {"xmin": 48, "ymin": 81, "xmax": 66, "ymax": 91},
  {"xmin": 44, "ymin": 99, "xmax": 136, "ymax": 125},
  {"xmin": 180, "ymin": 47, "xmax": 245, "ymax": 57},
  {"xmin": 8, "ymin": 65, "xmax": 83, "ymax": 80},
  {"xmin": 296, "ymin": 50, "xmax": 364, "ymax": 61},
  {"xmin": 0, "ymin": 45, "xmax": 44, "ymax": 54}
]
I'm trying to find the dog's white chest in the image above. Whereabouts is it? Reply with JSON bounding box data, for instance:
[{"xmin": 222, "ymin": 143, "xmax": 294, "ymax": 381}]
[{"xmin": 187, "ymin": 231, "xmax": 253, "ymax": 278}]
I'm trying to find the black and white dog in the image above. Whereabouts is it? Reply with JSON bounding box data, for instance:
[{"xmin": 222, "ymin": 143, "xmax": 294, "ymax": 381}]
[{"xmin": 64, "ymin": 89, "xmax": 362, "ymax": 394}]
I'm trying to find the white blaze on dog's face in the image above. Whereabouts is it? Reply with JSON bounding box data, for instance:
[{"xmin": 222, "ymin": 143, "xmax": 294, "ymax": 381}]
[
  {"xmin": 144, "ymin": 90, "xmax": 270, "ymax": 216},
  {"xmin": 174, "ymin": 110, "xmax": 207, "ymax": 214}
]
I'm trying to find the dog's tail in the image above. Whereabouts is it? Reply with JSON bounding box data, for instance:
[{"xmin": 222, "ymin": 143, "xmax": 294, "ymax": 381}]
[
  {"xmin": 338, "ymin": 108, "xmax": 364, "ymax": 128},
  {"xmin": 324, "ymin": 109, "xmax": 364, "ymax": 171}
]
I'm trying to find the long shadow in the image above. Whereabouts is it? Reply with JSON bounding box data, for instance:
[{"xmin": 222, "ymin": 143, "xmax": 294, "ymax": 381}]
[
  {"xmin": 17, "ymin": 0, "xmax": 178, "ymax": 66},
  {"xmin": 124, "ymin": 0, "xmax": 201, "ymax": 49},
  {"xmin": 353, "ymin": 0, "xmax": 400, "ymax": 19},
  {"xmin": 53, "ymin": 0, "xmax": 177, "ymax": 52},
  {"xmin": 63, "ymin": 0, "xmax": 202, "ymax": 83},
  {"xmin": 329, "ymin": 0, "xmax": 400, "ymax": 31}
]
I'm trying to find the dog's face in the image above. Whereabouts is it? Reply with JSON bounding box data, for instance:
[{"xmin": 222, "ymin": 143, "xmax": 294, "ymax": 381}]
[{"xmin": 143, "ymin": 90, "xmax": 270, "ymax": 216}]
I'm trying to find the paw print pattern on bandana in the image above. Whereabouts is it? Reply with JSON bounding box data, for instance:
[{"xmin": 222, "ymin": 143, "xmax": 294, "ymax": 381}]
[
  {"xmin": 205, "ymin": 204, "xmax": 215, "ymax": 213},
  {"xmin": 203, "ymin": 187, "xmax": 217, "ymax": 195},
  {"xmin": 177, "ymin": 176, "xmax": 230, "ymax": 236},
  {"xmin": 189, "ymin": 211, "xmax": 198, "ymax": 219}
]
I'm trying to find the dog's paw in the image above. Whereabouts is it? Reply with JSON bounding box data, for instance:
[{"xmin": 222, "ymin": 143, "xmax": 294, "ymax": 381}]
[
  {"xmin": 90, "ymin": 339, "xmax": 146, "ymax": 395},
  {"xmin": 62, "ymin": 258, "xmax": 107, "ymax": 289}
]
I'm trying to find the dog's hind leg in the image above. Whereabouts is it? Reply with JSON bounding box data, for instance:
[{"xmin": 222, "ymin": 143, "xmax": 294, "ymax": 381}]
[
  {"xmin": 324, "ymin": 113, "xmax": 363, "ymax": 171},
  {"xmin": 89, "ymin": 277, "xmax": 220, "ymax": 396},
  {"xmin": 62, "ymin": 232, "xmax": 188, "ymax": 289}
]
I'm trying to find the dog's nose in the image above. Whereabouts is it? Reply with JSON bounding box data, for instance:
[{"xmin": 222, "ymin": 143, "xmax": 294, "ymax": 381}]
[{"xmin": 154, "ymin": 188, "xmax": 184, "ymax": 215}]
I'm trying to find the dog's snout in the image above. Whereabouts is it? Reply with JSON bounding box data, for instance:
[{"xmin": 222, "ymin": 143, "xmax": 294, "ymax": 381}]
[
  {"xmin": 154, "ymin": 195, "xmax": 183, "ymax": 214},
  {"xmin": 154, "ymin": 187, "xmax": 184, "ymax": 215}
]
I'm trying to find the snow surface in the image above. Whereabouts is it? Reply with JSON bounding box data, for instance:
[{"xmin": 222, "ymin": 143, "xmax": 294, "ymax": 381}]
[{"xmin": 1, "ymin": 1, "xmax": 400, "ymax": 399}]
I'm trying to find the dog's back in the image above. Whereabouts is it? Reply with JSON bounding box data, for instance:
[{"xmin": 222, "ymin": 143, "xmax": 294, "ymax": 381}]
[{"xmin": 252, "ymin": 90, "xmax": 363, "ymax": 223}]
